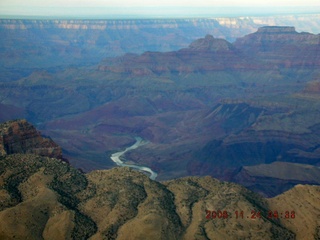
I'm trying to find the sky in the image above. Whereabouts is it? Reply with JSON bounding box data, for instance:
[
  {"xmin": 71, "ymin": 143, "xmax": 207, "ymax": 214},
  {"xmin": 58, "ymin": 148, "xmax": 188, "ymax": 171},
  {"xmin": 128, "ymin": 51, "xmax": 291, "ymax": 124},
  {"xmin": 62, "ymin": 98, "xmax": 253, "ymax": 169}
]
[{"xmin": 1, "ymin": 0, "xmax": 320, "ymax": 18}]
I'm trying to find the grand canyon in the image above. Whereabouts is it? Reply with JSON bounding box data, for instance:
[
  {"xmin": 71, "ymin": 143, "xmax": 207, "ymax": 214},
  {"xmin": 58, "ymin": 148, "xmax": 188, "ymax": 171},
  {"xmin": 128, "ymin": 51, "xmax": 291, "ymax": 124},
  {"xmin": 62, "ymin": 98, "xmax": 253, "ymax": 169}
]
[
  {"xmin": 0, "ymin": 119, "xmax": 319, "ymax": 239},
  {"xmin": 1, "ymin": 14, "xmax": 320, "ymax": 239}
]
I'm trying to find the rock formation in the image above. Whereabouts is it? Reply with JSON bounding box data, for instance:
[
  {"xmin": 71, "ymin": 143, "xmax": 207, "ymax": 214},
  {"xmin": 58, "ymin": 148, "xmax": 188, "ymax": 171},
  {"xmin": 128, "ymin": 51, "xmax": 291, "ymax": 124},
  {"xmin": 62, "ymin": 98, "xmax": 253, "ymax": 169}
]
[
  {"xmin": 0, "ymin": 152, "xmax": 319, "ymax": 239},
  {"xmin": 0, "ymin": 119, "xmax": 62, "ymax": 159},
  {"xmin": 1, "ymin": 26, "xmax": 320, "ymax": 198},
  {"xmin": 1, "ymin": 15, "xmax": 320, "ymax": 69}
]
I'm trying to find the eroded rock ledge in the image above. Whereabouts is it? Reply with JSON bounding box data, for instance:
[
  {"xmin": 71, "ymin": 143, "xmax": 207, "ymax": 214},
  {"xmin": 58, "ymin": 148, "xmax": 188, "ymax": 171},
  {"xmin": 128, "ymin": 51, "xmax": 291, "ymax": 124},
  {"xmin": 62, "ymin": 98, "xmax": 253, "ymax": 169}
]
[{"xmin": 0, "ymin": 119, "xmax": 62, "ymax": 159}]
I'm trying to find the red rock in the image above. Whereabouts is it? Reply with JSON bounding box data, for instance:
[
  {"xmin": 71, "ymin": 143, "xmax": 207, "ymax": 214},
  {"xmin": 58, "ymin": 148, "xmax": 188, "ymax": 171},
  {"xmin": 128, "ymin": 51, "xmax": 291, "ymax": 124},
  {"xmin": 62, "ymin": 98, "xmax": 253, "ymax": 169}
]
[{"xmin": 0, "ymin": 119, "xmax": 62, "ymax": 159}]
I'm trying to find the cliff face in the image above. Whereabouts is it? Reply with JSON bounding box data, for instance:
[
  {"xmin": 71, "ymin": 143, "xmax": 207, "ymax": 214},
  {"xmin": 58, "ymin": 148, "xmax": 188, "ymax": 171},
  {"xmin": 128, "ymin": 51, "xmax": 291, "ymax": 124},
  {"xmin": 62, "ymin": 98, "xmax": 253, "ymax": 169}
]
[
  {"xmin": 235, "ymin": 26, "xmax": 320, "ymax": 46},
  {"xmin": 1, "ymin": 15, "xmax": 320, "ymax": 69},
  {"xmin": 231, "ymin": 162, "xmax": 320, "ymax": 197},
  {"xmin": 2, "ymin": 24, "xmax": 320, "ymax": 199},
  {"xmin": 98, "ymin": 35, "xmax": 248, "ymax": 75},
  {"xmin": 234, "ymin": 26, "xmax": 320, "ymax": 67},
  {"xmin": 184, "ymin": 98, "xmax": 320, "ymax": 196},
  {"xmin": 0, "ymin": 119, "xmax": 62, "ymax": 159},
  {"xmin": 0, "ymin": 19, "xmax": 232, "ymax": 69},
  {"xmin": 98, "ymin": 26, "xmax": 320, "ymax": 76}
]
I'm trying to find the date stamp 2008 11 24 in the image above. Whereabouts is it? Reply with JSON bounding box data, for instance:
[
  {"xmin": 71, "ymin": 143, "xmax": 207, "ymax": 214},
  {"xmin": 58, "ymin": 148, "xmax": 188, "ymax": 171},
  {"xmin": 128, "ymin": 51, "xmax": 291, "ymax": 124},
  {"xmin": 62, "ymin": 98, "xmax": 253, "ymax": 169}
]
[{"xmin": 205, "ymin": 210, "xmax": 296, "ymax": 220}]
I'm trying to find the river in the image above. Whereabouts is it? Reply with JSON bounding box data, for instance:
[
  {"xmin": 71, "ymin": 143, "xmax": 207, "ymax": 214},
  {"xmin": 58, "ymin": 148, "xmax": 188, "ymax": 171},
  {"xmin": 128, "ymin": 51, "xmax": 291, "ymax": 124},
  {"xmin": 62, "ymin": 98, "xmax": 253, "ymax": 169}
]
[{"xmin": 110, "ymin": 137, "xmax": 158, "ymax": 180}]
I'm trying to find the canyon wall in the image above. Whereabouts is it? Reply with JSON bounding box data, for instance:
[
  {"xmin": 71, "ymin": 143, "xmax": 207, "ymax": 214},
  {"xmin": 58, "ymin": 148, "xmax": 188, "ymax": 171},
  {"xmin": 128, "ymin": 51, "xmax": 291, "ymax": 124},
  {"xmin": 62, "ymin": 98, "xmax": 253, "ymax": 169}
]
[{"xmin": 1, "ymin": 15, "xmax": 320, "ymax": 69}]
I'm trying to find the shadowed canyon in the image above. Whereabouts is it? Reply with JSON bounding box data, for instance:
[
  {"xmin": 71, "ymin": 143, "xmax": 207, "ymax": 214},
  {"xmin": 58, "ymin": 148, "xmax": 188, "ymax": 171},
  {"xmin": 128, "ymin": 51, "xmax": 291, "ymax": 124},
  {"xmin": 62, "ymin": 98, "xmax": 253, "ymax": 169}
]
[
  {"xmin": 1, "ymin": 15, "xmax": 320, "ymax": 238},
  {"xmin": 0, "ymin": 14, "xmax": 320, "ymax": 229},
  {"xmin": 0, "ymin": 119, "xmax": 319, "ymax": 239},
  {"xmin": 2, "ymin": 20, "xmax": 320, "ymax": 196}
]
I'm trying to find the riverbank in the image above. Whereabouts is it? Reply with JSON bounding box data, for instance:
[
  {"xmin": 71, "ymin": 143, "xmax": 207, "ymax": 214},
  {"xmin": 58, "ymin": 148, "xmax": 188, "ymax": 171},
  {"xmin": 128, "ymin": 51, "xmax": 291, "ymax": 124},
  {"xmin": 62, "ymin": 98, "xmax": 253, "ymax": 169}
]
[{"xmin": 110, "ymin": 137, "xmax": 158, "ymax": 180}]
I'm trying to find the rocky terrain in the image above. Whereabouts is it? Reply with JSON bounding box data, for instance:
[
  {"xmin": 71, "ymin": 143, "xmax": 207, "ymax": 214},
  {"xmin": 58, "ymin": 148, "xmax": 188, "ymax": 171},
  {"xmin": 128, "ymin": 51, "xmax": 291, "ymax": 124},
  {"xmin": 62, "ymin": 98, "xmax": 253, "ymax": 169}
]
[
  {"xmin": 0, "ymin": 120, "xmax": 319, "ymax": 239},
  {"xmin": 1, "ymin": 22, "xmax": 320, "ymax": 197},
  {"xmin": 0, "ymin": 119, "xmax": 62, "ymax": 159},
  {"xmin": 1, "ymin": 14, "xmax": 320, "ymax": 71},
  {"xmin": 231, "ymin": 162, "xmax": 320, "ymax": 197}
]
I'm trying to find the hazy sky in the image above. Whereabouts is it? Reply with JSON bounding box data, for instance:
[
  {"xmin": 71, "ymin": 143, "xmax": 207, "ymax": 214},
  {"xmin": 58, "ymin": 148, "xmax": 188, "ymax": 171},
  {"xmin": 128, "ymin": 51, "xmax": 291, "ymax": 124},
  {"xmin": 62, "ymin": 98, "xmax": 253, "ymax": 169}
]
[{"xmin": 1, "ymin": 0, "xmax": 320, "ymax": 17}]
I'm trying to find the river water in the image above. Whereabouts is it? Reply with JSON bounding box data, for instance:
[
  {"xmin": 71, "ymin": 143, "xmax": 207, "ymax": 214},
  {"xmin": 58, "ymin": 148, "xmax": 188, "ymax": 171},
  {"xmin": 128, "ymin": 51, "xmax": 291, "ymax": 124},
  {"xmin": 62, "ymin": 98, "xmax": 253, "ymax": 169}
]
[{"xmin": 110, "ymin": 137, "xmax": 158, "ymax": 180}]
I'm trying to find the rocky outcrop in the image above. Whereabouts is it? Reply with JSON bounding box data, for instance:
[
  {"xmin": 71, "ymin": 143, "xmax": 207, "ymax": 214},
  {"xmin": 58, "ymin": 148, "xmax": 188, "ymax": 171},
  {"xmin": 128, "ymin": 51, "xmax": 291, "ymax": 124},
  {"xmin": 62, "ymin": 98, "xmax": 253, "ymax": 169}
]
[
  {"xmin": 186, "ymin": 99, "xmax": 320, "ymax": 195},
  {"xmin": 98, "ymin": 26, "xmax": 320, "ymax": 76},
  {"xmin": 1, "ymin": 154, "xmax": 311, "ymax": 239},
  {"xmin": 0, "ymin": 122, "xmax": 318, "ymax": 239},
  {"xmin": 235, "ymin": 26, "xmax": 320, "ymax": 47},
  {"xmin": 234, "ymin": 26, "xmax": 320, "ymax": 67},
  {"xmin": 0, "ymin": 119, "xmax": 62, "ymax": 159},
  {"xmin": 98, "ymin": 35, "xmax": 254, "ymax": 75},
  {"xmin": 231, "ymin": 162, "xmax": 320, "ymax": 197},
  {"xmin": 268, "ymin": 184, "xmax": 320, "ymax": 240},
  {"xmin": 188, "ymin": 34, "xmax": 235, "ymax": 51},
  {"xmin": 2, "ymin": 23, "xmax": 320, "ymax": 200},
  {"xmin": 2, "ymin": 15, "xmax": 320, "ymax": 69}
]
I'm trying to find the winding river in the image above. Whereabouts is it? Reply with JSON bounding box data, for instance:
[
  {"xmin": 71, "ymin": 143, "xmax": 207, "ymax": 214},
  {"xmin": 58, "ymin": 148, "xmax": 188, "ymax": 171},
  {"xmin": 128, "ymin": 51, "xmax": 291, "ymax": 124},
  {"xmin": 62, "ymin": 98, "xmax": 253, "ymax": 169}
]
[{"xmin": 110, "ymin": 137, "xmax": 158, "ymax": 180}]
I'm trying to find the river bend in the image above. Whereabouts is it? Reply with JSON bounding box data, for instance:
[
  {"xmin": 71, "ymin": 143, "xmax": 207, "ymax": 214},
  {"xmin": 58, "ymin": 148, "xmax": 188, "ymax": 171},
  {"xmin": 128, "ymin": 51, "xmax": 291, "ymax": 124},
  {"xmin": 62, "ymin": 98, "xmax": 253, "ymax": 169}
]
[{"xmin": 110, "ymin": 137, "xmax": 158, "ymax": 180}]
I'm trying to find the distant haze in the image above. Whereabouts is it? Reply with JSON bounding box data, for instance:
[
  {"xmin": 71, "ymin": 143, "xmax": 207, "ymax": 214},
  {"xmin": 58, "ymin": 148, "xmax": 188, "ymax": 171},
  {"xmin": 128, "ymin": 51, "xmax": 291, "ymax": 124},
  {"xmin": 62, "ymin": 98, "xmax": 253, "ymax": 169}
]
[{"xmin": 1, "ymin": 0, "xmax": 320, "ymax": 18}]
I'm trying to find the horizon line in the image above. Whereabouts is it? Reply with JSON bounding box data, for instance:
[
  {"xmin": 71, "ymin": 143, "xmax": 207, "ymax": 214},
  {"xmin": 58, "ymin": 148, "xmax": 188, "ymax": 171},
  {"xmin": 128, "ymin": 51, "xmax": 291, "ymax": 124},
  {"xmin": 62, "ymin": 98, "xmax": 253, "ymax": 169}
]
[{"xmin": 1, "ymin": 6, "xmax": 319, "ymax": 20}]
